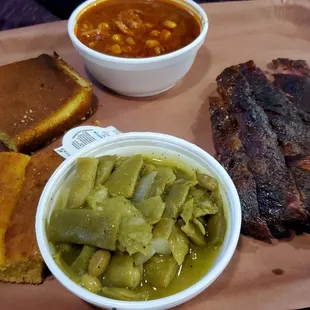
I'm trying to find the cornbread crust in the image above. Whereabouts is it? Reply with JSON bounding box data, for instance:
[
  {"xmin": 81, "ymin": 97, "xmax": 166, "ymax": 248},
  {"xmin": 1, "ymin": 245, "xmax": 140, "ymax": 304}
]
[
  {"xmin": 0, "ymin": 153, "xmax": 30, "ymax": 268},
  {"xmin": 0, "ymin": 52, "xmax": 93, "ymax": 154},
  {"xmin": 0, "ymin": 150, "xmax": 63, "ymax": 284}
]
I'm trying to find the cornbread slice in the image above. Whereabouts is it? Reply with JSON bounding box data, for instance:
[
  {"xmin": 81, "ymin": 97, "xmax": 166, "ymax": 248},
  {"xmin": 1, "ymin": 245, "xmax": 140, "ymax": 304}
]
[
  {"xmin": 0, "ymin": 153, "xmax": 30, "ymax": 268},
  {"xmin": 0, "ymin": 52, "xmax": 93, "ymax": 154},
  {"xmin": 0, "ymin": 150, "xmax": 63, "ymax": 284}
]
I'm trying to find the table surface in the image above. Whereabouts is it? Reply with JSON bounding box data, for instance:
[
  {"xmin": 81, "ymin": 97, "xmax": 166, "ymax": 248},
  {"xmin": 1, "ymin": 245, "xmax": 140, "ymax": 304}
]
[{"xmin": 1, "ymin": 1, "xmax": 310, "ymax": 309}]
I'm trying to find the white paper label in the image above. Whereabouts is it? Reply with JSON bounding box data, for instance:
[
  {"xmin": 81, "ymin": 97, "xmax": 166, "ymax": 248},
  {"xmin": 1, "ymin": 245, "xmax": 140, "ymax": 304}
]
[{"xmin": 54, "ymin": 126, "xmax": 122, "ymax": 159}]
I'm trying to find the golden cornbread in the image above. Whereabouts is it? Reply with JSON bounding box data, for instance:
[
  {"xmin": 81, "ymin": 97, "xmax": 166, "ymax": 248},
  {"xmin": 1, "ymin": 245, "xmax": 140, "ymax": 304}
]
[
  {"xmin": 0, "ymin": 153, "xmax": 30, "ymax": 267},
  {"xmin": 0, "ymin": 52, "xmax": 93, "ymax": 154},
  {"xmin": 0, "ymin": 150, "xmax": 63, "ymax": 284}
]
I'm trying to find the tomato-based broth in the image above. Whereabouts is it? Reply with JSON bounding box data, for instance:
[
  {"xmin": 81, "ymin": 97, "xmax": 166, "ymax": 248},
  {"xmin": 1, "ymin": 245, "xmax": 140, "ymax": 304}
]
[{"xmin": 75, "ymin": 0, "xmax": 201, "ymax": 58}]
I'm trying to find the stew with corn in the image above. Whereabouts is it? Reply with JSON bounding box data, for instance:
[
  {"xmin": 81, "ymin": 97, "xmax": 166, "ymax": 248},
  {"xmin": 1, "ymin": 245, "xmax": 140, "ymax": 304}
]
[{"xmin": 75, "ymin": 0, "xmax": 201, "ymax": 58}]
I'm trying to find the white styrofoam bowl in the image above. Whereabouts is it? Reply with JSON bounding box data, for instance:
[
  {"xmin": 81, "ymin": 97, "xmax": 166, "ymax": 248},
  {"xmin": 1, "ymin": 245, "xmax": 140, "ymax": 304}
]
[
  {"xmin": 36, "ymin": 132, "xmax": 241, "ymax": 310},
  {"xmin": 67, "ymin": 0, "xmax": 208, "ymax": 97}
]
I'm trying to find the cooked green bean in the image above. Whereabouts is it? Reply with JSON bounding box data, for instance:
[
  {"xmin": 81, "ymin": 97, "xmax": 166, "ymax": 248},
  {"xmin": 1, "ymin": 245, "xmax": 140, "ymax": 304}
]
[
  {"xmin": 153, "ymin": 217, "xmax": 174, "ymax": 240},
  {"xmin": 105, "ymin": 155, "xmax": 143, "ymax": 198},
  {"xmin": 181, "ymin": 222, "xmax": 207, "ymax": 247},
  {"xmin": 50, "ymin": 154, "xmax": 226, "ymax": 301},
  {"xmin": 206, "ymin": 201, "xmax": 226, "ymax": 246},
  {"xmin": 163, "ymin": 181, "xmax": 191, "ymax": 218},
  {"xmin": 86, "ymin": 185, "xmax": 109, "ymax": 209},
  {"xmin": 118, "ymin": 213, "xmax": 153, "ymax": 255},
  {"xmin": 101, "ymin": 287, "xmax": 143, "ymax": 301},
  {"xmin": 48, "ymin": 209, "xmax": 121, "ymax": 250},
  {"xmin": 193, "ymin": 198, "xmax": 219, "ymax": 217},
  {"xmin": 104, "ymin": 254, "xmax": 141, "ymax": 289},
  {"xmin": 141, "ymin": 164, "xmax": 155, "ymax": 176},
  {"xmin": 192, "ymin": 218, "xmax": 206, "ymax": 235},
  {"xmin": 72, "ymin": 245, "xmax": 97, "ymax": 275},
  {"xmin": 54, "ymin": 248, "xmax": 81, "ymax": 282},
  {"xmin": 134, "ymin": 196, "xmax": 165, "ymax": 224},
  {"xmin": 152, "ymin": 218, "xmax": 174, "ymax": 255},
  {"xmin": 88, "ymin": 250, "xmax": 111, "ymax": 277},
  {"xmin": 196, "ymin": 172, "xmax": 218, "ymax": 191},
  {"xmin": 180, "ymin": 198, "xmax": 194, "ymax": 225},
  {"xmin": 148, "ymin": 166, "xmax": 176, "ymax": 197},
  {"xmin": 54, "ymin": 186, "xmax": 70, "ymax": 210},
  {"xmin": 95, "ymin": 155, "xmax": 117, "ymax": 185},
  {"xmin": 168, "ymin": 224, "xmax": 189, "ymax": 265},
  {"xmin": 144, "ymin": 254, "xmax": 178, "ymax": 288},
  {"xmin": 67, "ymin": 157, "xmax": 99, "ymax": 209},
  {"xmin": 174, "ymin": 167, "xmax": 197, "ymax": 182},
  {"xmin": 189, "ymin": 187, "xmax": 205, "ymax": 201}
]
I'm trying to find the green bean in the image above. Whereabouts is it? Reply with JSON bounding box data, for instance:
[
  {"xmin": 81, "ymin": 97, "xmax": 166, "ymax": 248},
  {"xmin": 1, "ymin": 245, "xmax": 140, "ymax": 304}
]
[
  {"xmin": 174, "ymin": 167, "xmax": 197, "ymax": 183},
  {"xmin": 104, "ymin": 155, "xmax": 143, "ymax": 198},
  {"xmin": 81, "ymin": 274, "xmax": 102, "ymax": 293},
  {"xmin": 181, "ymin": 222, "xmax": 207, "ymax": 247},
  {"xmin": 150, "ymin": 216, "xmax": 173, "ymax": 255},
  {"xmin": 206, "ymin": 201, "xmax": 226, "ymax": 245},
  {"xmin": 153, "ymin": 218, "xmax": 174, "ymax": 240},
  {"xmin": 67, "ymin": 157, "xmax": 99, "ymax": 209},
  {"xmin": 134, "ymin": 196, "xmax": 165, "ymax": 224},
  {"xmin": 104, "ymin": 254, "xmax": 141, "ymax": 289},
  {"xmin": 48, "ymin": 209, "xmax": 122, "ymax": 250},
  {"xmin": 168, "ymin": 224, "xmax": 189, "ymax": 265},
  {"xmin": 148, "ymin": 166, "xmax": 176, "ymax": 197},
  {"xmin": 55, "ymin": 244, "xmax": 82, "ymax": 266},
  {"xmin": 193, "ymin": 198, "xmax": 218, "ymax": 217},
  {"xmin": 101, "ymin": 287, "xmax": 142, "ymax": 301},
  {"xmin": 141, "ymin": 164, "xmax": 155, "ymax": 176},
  {"xmin": 54, "ymin": 186, "xmax": 70, "ymax": 210},
  {"xmin": 163, "ymin": 181, "xmax": 191, "ymax": 218},
  {"xmin": 88, "ymin": 250, "xmax": 111, "ymax": 277},
  {"xmin": 180, "ymin": 198, "xmax": 194, "ymax": 225},
  {"xmin": 118, "ymin": 214, "xmax": 152, "ymax": 255},
  {"xmin": 144, "ymin": 254, "xmax": 178, "ymax": 288},
  {"xmin": 192, "ymin": 218, "xmax": 206, "ymax": 235},
  {"xmin": 86, "ymin": 185, "xmax": 109, "ymax": 209},
  {"xmin": 72, "ymin": 245, "xmax": 97, "ymax": 275},
  {"xmin": 196, "ymin": 172, "xmax": 218, "ymax": 191},
  {"xmin": 54, "ymin": 248, "xmax": 80, "ymax": 282},
  {"xmin": 95, "ymin": 155, "xmax": 116, "ymax": 185},
  {"xmin": 189, "ymin": 187, "xmax": 206, "ymax": 201}
]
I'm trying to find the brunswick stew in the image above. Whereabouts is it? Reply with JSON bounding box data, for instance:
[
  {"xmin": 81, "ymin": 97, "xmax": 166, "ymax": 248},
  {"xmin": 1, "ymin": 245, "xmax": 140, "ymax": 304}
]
[{"xmin": 75, "ymin": 0, "xmax": 201, "ymax": 58}]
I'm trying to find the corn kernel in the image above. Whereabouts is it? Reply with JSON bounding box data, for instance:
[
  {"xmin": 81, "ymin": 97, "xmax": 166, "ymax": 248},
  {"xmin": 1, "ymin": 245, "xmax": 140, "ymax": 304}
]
[
  {"xmin": 160, "ymin": 29, "xmax": 171, "ymax": 40},
  {"xmin": 112, "ymin": 34, "xmax": 124, "ymax": 44},
  {"xmin": 145, "ymin": 40, "xmax": 160, "ymax": 48},
  {"xmin": 110, "ymin": 44, "xmax": 122, "ymax": 54},
  {"xmin": 154, "ymin": 46, "xmax": 161, "ymax": 55},
  {"xmin": 145, "ymin": 22, "xmax": 154, "ymax": 29},
  {"xmin": 150, "ymin": 30, "xmax": 160, "ymax": 37},
  {"xmin": 88, "ymin": 41, "xmax": 96, "ymax": 48},
  {"xmin": 126, "ymin": 37, "xmax": 136, "ymax": 45},
  {"xmin": 98, "ymin": 22, "xmax": 110, "ymax": 31},
  {"xmin": 163, "ymin": 20, "xmax": 177, "ymax": 29}
]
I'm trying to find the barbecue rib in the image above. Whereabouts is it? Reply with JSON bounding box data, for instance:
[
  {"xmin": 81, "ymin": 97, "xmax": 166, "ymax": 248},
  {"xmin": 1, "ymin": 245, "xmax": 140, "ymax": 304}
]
[
  {"xmin": 210, "ymin": 96, "xmax": 271, "ymax": 239},
  {"xmin": 210, "ymin": 59, "xmax": 310, "ymax": 239},
  {"xmin": 272, "ymin": 58, "xmax": 310, "ymax": 122}
]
